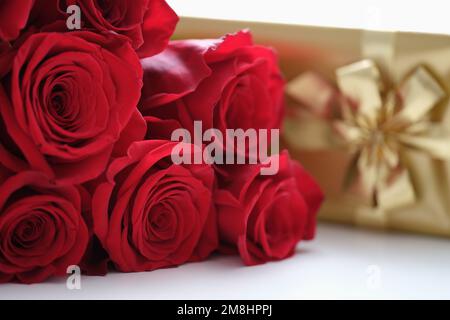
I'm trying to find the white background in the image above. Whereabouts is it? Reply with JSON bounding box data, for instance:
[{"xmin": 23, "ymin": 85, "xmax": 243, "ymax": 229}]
[
  {"xmin": 2, "ymin": 0, "xmax": 450, "ymax": 300},
  {"xmin": 168, "ymin": 0, "xmax": 450, "ymax": 34}
]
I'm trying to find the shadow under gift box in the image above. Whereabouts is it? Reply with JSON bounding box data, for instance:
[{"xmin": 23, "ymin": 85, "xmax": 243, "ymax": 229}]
[{"xmin": 174, "ymin": 17, "xmax": 450, "ymax": 237}]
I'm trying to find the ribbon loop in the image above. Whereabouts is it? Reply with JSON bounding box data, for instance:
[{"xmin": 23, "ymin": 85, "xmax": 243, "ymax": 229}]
[
  {"xmin": 336, "ymin": 59, "xmax": 383, "ymax": 127},
  {"xmin": 392, "ymin": 66, "xmax": 446, "ymax": 126},
  {"xmin": 286, "ymin": 59, "xmax": 449, "ymax": 217}
]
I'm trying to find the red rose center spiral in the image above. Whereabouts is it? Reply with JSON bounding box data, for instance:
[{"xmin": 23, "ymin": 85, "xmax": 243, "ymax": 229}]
[
  {"xmin": 12, "ymin": 214, "xmax": 45, "ymax": 248},
  {"xmin": 148, "ymin": 204, "xmax": 177, "ymax": 241}
]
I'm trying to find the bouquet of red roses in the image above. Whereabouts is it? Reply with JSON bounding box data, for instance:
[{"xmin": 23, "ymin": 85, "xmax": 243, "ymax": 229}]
[{"xmin": 0, "ymin": 0, "xmax": 323, "ymax": 284}]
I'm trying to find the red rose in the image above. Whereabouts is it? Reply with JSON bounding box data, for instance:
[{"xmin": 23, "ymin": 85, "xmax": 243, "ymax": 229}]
[
  {"xmin": 92, "ymin": 140, "xmax": 218, "ymax": 272},
  {"xmin": 139, "ymin": 30, "xmax": 284, "ymax": 141},
  {"xmin": 0, "ymin": 169, "xmax": 88, "ymax": 284},
  {"xmin": 62, "ymin": 0, "xmax": 178, "ymax": 58},
  {"xmin": 216, "ymin": 152, "xmax": 323, "ymax": 265},
  {"xmin": 0, "ymin": 0, "xmax": 34, "ymax": 42},
  {"xmin": 0, "ymin": 31, "xmax": 145, "ymax": 184}
]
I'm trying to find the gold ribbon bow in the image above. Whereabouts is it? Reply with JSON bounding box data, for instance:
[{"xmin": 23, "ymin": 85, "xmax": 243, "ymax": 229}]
[{"xmin": 286, "ymin": 59, "xmax": 449, "ymax": 220}]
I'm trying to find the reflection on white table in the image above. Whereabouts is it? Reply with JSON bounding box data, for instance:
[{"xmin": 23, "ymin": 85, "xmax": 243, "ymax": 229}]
[{"xmin": 2, "ymin": 223, "xmax": 450, "ymax": 299}]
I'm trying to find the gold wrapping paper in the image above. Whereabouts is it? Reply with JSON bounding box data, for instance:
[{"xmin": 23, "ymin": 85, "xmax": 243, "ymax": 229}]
[{"xmin": 175, "ymin": 17, "xmax": 450, "ymax": 236}]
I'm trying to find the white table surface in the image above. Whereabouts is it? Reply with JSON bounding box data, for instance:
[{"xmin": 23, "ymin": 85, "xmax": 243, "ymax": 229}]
[{"xmin": 2, "ymin": 223, "xmax": 450, "ymax": 300}]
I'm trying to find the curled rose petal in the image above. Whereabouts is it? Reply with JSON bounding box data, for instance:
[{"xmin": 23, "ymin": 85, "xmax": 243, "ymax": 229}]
[
  {"xmin": 61, "ymin": 0, "xmax": 178, "ymax": 58},
  {"xmin": 0, "ymin": 0, "xmax": 34, "ymax": 42},
  {"xmin": 140, "ymin": 30, "xmax": 285, "ymax": 144}
]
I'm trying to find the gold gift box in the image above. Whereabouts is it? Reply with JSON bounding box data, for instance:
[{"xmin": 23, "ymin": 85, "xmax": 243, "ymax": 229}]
[{"xmin": 174, "ymin": 17, "xmax": 450, "ymax": 237}]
